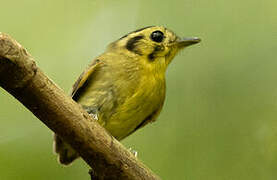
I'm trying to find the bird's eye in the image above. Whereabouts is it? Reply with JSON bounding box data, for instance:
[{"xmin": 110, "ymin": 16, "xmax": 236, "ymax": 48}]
[{"xmin": 150, "ymin": 30, "xmax": 164, "ymax": 43}]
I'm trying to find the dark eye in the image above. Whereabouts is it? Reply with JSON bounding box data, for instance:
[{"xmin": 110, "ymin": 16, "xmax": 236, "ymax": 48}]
[{"xmin": 150, "ymin": 30, "xmax": 164, "ymax": 43}]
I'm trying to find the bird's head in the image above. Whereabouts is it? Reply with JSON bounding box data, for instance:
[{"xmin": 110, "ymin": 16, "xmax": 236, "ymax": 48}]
[{"xmin": 108, "ymin": 26, "xmax": 201, "ymax": 72}]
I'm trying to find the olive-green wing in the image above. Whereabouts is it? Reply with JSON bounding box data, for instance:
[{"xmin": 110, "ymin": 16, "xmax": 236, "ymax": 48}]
[
  {"xmin": 54, "ymin": 58, "xmax": 102, "ymax": 165},
  {"xmin": 71, "ymin": 59, "xmax": 102, "ymax": 99}
]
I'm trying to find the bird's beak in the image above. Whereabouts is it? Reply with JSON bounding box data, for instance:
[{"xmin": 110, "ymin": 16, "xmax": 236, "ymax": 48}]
[{"xmin": 176, "ymin": 37, "xmax": 201, "ymax": 48}]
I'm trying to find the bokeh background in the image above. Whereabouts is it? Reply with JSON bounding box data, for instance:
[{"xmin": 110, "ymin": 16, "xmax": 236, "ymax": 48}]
[{"xmin": 1, "ymin": 0, "xmax": 277, "ymax": 179}]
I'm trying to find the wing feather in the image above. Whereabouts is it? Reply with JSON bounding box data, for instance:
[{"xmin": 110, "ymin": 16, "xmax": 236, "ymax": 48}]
[{"xmin": 71, "ymin": 59, "xmax": 102, "ymax": 98}]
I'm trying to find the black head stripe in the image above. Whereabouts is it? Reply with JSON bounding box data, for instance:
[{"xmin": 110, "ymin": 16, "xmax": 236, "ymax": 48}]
[
  {"xmin": 126, "ymin": 35, "xmax": 144, "ymax": 55},
  {"xmin": 119, "ymin": 26, "xmax": 154, "ymax": 40},
  {"xmin": 132, "ymin": 26, "xmax": 154, "ymax": 34}
]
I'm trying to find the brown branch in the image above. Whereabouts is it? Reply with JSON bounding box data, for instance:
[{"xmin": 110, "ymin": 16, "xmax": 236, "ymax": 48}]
[{"xmin": 0, "ymin": 33, "xmax": 161, "ymax": 180}]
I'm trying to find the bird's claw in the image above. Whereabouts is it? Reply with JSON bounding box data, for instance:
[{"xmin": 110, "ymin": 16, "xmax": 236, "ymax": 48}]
[
  {"xmin": 90, "ymin": 113, "xmax": 98, "ymax": 121},
  {"xmin": 128, "ymin": 147, "xmax": 138, "ymax": 157}
]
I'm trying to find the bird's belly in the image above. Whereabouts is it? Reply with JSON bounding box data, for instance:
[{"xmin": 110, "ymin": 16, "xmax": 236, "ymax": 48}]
[
  {"xmin": 102, "ymin": 89, "xmax": 164, "ymax": 140},
  {"xmin": 78, "ymin": 72, "xmax": 166, "ymax": 140},
  {"xmin": 105, "ymin": 115, "xmax": 144, "ymax": 140},
  {"xmin": 103, "ymin": 104, "xmax": 154, "ymax": 140}
]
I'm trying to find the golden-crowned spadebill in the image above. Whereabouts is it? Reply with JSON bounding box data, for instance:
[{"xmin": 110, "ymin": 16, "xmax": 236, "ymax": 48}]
[{"xmin": 54, "ymin": 26, "xmax": 201, "ymax": 165}]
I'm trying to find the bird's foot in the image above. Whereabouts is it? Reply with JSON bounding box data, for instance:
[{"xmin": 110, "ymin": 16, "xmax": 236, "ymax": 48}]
[
  {"xmin": 128, "ymin": 147, "xmax": 138, "ymax": 158},
  {"xmin": 90, "ymin": 113, "xmax": 98, "ymax": 121}
]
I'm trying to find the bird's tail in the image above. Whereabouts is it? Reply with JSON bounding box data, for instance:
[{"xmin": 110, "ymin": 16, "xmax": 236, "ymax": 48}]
[{"xmin": 53, "ymin": 134, "xmax": 79, "ymax": 165}]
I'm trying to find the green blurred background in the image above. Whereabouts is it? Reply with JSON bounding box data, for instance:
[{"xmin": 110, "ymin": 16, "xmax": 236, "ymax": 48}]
[{"xmin": 1, "ymin": 0, "xmax": 277, "ymax": 179}]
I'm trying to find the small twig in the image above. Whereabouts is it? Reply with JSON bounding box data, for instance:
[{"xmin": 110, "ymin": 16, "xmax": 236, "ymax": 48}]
[{"xmin": 0, "ymin": 33, "xmax": 161, "ymax": 180}]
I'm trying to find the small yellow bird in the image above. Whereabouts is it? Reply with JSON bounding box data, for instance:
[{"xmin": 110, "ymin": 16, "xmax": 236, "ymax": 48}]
[{"xmin": 54, "ymin": 26, "xmax": 200, "ymax": 165}]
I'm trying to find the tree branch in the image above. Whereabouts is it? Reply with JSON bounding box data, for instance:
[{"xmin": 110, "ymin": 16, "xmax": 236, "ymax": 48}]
[{"xmin": 0, "ymin": 33, "xmax": 161, "ymax": 180}]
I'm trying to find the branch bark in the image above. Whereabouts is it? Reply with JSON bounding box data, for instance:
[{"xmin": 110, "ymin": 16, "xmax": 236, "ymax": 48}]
[{"xmin": 0, "ymin": 33, "xmax": 161, "ymax": 180}]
